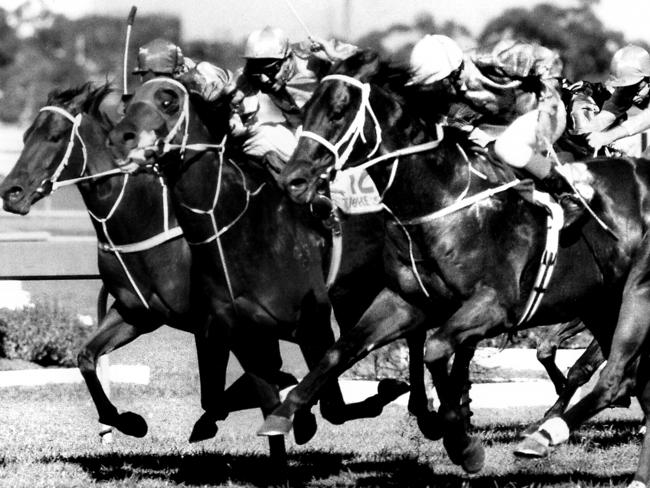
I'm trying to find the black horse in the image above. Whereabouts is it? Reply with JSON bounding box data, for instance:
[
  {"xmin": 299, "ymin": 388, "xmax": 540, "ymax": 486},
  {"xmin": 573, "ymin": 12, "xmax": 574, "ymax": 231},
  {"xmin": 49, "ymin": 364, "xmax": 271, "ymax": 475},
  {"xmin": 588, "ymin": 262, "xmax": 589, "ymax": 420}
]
[
  {"xmin": 106, "ymin": 76, "xmax": 412, "ymax": 443},
  {"xmin": 271, "ymin": 50, "xmax": 650, "ymax": 484},
  {"xmin": 0, "ymin": 82, "xmax": 313, "ymax": 444}
]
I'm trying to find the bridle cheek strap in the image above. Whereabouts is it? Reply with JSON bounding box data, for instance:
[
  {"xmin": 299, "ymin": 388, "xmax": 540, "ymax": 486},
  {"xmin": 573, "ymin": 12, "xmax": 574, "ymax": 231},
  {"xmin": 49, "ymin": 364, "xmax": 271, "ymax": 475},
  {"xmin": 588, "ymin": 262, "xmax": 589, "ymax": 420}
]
[
  {"xmin": 299, "ymin": 74, "xmax": 383, "ymax": 171},
  {"xmin": 39, "ymin": 106, "xmax": 87, "ymax": 189}
]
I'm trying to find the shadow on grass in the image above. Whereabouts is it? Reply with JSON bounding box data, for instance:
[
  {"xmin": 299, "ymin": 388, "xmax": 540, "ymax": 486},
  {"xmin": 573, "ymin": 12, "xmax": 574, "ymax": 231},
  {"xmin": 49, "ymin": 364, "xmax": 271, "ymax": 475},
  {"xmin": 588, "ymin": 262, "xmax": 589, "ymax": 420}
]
[
  {"xmin": 44, "ymin": 450, "xmax": 636, "ymax": 487},
  {"xmin": 475, "ymin": 418, "xmax": 644, "ymax": 447}
]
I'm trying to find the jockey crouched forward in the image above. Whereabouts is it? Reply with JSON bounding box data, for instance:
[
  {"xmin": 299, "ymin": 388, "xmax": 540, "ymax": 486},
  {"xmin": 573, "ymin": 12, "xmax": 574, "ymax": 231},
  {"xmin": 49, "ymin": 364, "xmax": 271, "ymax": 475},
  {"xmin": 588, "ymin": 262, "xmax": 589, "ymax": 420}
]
[
  {"xmin": 226, "ymin": 26, "xmax": 358, "ymax": 178},
  {"xmin": 407, "ymin": 35, "xmax": 592, "ymax": 221}
]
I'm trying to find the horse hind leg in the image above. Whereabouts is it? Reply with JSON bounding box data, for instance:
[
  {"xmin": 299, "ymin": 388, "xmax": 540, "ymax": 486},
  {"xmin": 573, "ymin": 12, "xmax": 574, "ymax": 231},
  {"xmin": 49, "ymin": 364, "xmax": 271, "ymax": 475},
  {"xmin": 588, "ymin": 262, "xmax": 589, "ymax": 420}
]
[
  {"xmin": 537, "ymin": 319, "xmax": 586, "ymax": 395},
  {"xmin": 522, "ymin": 337, "xmax": 605, "ymax": 437},
  {"xmin": 517, "ymin": 280, "xmax": 650, "ymax": 458},
  {"xmin": 78, "ymin": 305, "xmax": 153, "ymax": 438}
]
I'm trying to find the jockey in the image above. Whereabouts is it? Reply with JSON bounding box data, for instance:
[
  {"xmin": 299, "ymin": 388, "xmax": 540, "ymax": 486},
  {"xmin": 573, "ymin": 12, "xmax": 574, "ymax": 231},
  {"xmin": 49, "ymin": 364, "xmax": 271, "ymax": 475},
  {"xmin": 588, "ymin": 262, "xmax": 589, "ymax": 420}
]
[
  {"xmin": 132, "ymin": 38, "xmax": 232, "ymax": 104},
  {"xmin": 407, "ymin": 35, "xmax": 570, "ymax": 192},
  {"xmin": 229, "ymin": 26, "xmax": 358, "ymax": 162},
  {"xmin": 585, "ymin": 45, "xmax": 650, "ymax": 151}
]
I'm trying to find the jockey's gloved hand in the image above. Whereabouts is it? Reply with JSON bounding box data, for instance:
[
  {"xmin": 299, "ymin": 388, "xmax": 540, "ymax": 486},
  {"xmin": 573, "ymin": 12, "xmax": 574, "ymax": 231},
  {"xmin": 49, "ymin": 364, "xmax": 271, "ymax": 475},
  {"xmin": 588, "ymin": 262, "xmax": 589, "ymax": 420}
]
[
  {"xmin": 586, "ymin": 131, "xmax": 616, "ymax": 152},
  {"xmin": 242, "ymin": 124, "xmax": 297, "ymax": 161}
]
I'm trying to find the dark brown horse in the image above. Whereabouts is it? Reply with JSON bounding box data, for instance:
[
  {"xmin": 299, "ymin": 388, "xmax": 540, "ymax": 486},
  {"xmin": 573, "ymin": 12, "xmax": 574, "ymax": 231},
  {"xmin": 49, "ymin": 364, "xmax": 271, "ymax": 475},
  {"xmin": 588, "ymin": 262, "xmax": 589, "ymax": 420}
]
[
  {"xmin": 271, "ymin": 50, "xmax": 650, "ymax": 484},
  {"xmin": 106, "ymin": 76, "xmax": 412, "ymax": 443},
  {"xmin": 0, "ymin": 83, "xmax": 305, "ymax": 444}
]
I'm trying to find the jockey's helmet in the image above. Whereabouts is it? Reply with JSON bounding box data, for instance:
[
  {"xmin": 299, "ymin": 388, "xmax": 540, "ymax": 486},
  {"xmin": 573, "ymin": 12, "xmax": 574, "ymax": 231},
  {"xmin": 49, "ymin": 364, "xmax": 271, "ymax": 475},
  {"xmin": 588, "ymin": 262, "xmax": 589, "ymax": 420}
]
[
  {"xmin": 608, "ymin": 45, "xmax": 650, "ymax": 87},
  {"xmin": 243, "ymin": 27, "xmax": 290, "ymax": 60},
  {"xmin": 133, "ymin": 39, "xmax": 185, "ymax": 76},
  {"xmin": 408, "ymin": 34, "xmax": 464, "ymax": 85}
]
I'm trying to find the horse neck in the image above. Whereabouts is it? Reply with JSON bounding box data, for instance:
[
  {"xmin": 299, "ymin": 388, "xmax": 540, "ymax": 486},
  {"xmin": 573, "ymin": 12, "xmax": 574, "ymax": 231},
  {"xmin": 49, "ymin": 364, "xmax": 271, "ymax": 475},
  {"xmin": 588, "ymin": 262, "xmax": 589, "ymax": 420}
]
[
  {"xmin": 366, "ymin": 87, "xmax": 473, "ymax": 219},
  {"xmin": 76, "ymin": 115, "xmax": 176, "ymax": 243},
  {"xmin": 166, "ymin": 108, "xmax": 265, "ymax": 225}
]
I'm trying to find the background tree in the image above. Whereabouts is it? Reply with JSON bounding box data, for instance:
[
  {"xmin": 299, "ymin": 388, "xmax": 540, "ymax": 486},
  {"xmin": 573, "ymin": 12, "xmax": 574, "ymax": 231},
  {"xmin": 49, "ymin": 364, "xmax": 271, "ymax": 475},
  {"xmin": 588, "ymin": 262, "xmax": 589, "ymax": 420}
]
[{"xmin": 479, "ymin": 3, "xmax": 630, "ymax": 81}]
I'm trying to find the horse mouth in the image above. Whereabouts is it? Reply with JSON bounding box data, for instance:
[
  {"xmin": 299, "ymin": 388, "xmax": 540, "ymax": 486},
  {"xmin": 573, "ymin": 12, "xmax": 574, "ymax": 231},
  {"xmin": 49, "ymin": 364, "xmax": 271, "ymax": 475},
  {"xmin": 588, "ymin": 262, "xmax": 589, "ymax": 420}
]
[
  {"xmin": 2, "ymin": 187, "xmax": 39, "ymax": 215},
  {"xmin": 285, "ymin": 176, "xmax": 317, "ymax": 204}
]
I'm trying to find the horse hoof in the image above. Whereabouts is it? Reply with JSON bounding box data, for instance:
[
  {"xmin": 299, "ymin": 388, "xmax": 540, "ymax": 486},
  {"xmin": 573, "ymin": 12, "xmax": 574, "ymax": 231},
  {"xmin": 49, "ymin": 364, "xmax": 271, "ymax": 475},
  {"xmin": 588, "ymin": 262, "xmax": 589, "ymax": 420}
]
[
  {"xmin": 293, "ymin": 410, "xmax": 317, "ymax": 445},
  {"xmin": 117, "ymin": 411, "xmax": 148, "ymax": 438},
  {"xmin": 417, "ymin": 411, "xmax": 443, "ymax": 441},
  {"xmin": 520, "ymin": 422, "xmax": 542, "ymax": 438},
  {"xmin": 258, "ymin": 414, "xmax": 292, "ymax": 437},
  {"xmin": 188, "ymin": 413, "xmax": 219, "ymax": 443},
  {"xmin": 377, "ymin": 378, "xmax": 410, "ymax": 403},
  {"xmin": 513, "ymin": 432, "xmax": 550, "ymax": 458},
  {"xmin": 444, "ymin": 435, "xmax": 485, "ymax": 473}
]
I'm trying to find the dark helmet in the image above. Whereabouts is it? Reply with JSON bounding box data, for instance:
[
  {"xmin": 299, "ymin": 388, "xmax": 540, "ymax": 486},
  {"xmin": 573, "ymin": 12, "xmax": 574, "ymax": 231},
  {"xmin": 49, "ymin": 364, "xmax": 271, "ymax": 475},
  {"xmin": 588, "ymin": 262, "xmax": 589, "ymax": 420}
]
[{"xmin": 133, "ymin": 38, "xmax": 184, "ymax": 76}]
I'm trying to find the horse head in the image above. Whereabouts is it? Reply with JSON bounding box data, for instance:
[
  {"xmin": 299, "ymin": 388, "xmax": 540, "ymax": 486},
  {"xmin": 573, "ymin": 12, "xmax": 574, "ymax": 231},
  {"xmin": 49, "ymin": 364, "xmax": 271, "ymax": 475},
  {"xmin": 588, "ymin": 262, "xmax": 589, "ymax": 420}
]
[
  {"xmin": 0, "ymin": 82, "xmax": 118, "ymax": 214},
  {"xmin": 280, "ymin": 50, "xmax": 396, "ymax": 204},
  {"xmin": 108, "ymin": 77, "xmax": 228, "ymax": 173}
]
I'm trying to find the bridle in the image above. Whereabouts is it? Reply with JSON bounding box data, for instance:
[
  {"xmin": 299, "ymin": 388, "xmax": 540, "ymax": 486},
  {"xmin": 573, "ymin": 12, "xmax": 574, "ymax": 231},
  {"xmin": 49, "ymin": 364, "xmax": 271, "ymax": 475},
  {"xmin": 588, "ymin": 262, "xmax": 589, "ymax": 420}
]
[
  {"xmin": 37, "ymin": 106, "xmax": 123, "ymax": 193},
  {"xmin": 298, "ymin": 74, "xmax": 383, "ymax": 174}
]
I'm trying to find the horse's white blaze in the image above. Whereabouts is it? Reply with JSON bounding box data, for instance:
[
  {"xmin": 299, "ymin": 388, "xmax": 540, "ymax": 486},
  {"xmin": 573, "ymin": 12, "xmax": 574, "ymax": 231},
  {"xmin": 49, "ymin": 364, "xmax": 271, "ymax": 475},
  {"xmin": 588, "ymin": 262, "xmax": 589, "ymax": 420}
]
[{"xmin": 127, "ymin": 130, "xmax": 157, "ymax": 162}]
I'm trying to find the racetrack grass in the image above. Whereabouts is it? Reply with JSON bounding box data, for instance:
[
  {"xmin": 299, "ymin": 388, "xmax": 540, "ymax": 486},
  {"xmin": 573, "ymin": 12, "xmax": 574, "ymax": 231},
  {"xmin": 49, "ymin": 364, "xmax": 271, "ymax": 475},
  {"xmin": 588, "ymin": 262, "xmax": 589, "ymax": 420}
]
[{"xmin": 0, "ymin": 328, "xmax": 643, "ymax": 487}]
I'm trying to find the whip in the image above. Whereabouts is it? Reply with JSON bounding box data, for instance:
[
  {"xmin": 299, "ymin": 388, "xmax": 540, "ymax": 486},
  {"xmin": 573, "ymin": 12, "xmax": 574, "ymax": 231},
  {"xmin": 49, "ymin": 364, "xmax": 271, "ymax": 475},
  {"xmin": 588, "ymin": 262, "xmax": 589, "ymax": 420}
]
[
  {"xmin": 281, "ymin": 0, "xmax": 314, "ymax": 39},
  {"xmin": 123, "ymin": 6, "xmax": 137, "ymax": 94}
]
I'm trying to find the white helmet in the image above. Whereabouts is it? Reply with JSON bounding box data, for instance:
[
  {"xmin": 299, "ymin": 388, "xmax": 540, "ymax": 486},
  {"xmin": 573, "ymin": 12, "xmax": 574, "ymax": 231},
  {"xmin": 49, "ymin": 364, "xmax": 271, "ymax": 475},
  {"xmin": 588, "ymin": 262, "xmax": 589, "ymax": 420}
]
[
  {"xmin": 243, "ymin": 26, "xmax": 290, "ymax": 59},
  {"xmin": 408, "ymin": 34, "xmax": 464, "ymax": 85},
  {"xmin": 608, "ymin": 45, "xmax": 650, "ymax": 87}
]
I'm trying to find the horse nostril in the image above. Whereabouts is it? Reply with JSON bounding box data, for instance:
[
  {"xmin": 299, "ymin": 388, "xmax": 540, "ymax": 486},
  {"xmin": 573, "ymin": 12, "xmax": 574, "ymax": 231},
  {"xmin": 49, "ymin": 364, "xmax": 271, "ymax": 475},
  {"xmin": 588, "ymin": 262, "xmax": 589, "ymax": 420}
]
[
  {"xmin": 5, "ymin": 186, "xmax": 24, "ymax": 203},
  {"xmin": 122, "ymin": 132, "xmax": 136, "ymax": 144}
]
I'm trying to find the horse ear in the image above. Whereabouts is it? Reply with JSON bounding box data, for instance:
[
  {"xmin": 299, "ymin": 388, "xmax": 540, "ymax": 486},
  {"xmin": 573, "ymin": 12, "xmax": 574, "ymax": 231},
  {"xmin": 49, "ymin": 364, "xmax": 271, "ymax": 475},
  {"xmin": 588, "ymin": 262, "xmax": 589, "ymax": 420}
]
[{"xmin": 356, "ymin": 49, "xmax": 381, "ymax": 81}]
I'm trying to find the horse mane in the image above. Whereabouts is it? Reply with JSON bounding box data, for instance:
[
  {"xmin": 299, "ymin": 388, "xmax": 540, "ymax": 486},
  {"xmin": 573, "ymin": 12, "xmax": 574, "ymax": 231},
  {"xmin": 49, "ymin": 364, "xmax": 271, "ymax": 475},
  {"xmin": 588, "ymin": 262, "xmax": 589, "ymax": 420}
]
[
  {"xmin": 45, "ymin": 81, "xmax": 115, "ymax": 119},
  {"xmin": 188, "ymin": 92, "xmax": 232, "ymax": 141}
]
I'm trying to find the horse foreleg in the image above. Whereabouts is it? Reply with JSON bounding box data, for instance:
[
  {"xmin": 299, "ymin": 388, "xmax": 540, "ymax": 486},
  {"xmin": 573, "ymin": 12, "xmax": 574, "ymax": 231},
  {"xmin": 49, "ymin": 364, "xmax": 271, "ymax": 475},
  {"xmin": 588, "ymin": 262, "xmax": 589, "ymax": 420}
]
[
  {"xmin": 78, "ymin": 306, "xmax": 152, "ymax": 438},
  {"xmin": 402, "ymin": 329, "xmax": 443, "ymax": 440},
  {"xmin": 188, "ymin": 314, "xmax": 231, "ymax": 443},
  {"xmin": 258, "ymin": 287, "xmax": 426, "ymax": 437},
  {"xmin": 424, "ymin": 286, "xmax": 508, "ymax": 474},
  {"xmin": 630, "ymin": 356, "xmax": 650, "ymax": 488}
]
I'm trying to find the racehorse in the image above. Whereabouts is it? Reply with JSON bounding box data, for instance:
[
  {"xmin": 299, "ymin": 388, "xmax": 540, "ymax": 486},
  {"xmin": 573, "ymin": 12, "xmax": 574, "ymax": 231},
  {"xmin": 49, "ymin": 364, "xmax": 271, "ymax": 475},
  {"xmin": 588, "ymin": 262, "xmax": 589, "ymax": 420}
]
[
  {"xmin": 0, "ymin": 82, "xmax": 307, "ymax": 444},
  {"xmin": 270, "ymin": 50, "xmax": 650, "ymax": 485},
  {"xmin": 106, "ymin": 76, "xmax": 412, "ymax": 443}
]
